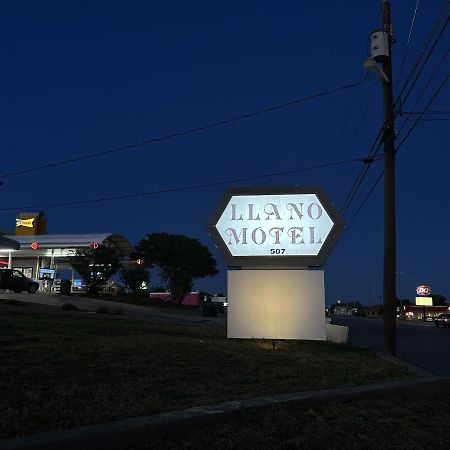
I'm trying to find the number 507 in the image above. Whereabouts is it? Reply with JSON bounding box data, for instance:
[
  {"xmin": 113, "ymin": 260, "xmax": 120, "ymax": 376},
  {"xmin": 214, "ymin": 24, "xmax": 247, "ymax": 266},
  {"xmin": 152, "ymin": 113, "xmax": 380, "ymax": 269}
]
[{"xmin": 270, "ymin": 249, "xmax": 286, "ymax": 255}]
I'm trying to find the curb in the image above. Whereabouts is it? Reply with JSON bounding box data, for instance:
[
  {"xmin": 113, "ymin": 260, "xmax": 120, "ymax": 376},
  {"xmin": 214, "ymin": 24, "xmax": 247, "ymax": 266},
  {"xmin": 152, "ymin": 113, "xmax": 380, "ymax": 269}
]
[{"xmin": 2, "ymin": 376, "xmax": 450, "ymax": 450}]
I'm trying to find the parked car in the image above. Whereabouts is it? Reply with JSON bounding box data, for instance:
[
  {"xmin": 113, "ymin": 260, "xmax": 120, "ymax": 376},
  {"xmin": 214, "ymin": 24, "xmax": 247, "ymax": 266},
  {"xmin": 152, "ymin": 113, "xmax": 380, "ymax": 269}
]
[
  {"xmin": 435, "ymin": 313, "xmax": 450, "ymax": 328},
  {"xmin": 0, "ymin": 269, "xmax": 39, "ymax": 293}
]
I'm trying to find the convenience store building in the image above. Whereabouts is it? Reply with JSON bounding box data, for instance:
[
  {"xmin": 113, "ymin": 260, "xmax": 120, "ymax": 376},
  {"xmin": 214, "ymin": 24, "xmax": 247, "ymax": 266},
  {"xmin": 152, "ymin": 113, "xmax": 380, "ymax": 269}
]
[{"xmin": 0, "ymin": 212, "xmax": 132, "ymax": 290}]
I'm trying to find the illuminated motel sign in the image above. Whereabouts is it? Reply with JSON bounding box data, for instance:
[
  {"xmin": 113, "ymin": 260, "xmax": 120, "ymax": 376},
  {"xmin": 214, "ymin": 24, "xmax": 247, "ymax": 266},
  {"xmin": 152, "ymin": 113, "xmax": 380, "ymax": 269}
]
[{"xmin": 208, "ymin": 186, "xmax": 344, "ymax": 267}]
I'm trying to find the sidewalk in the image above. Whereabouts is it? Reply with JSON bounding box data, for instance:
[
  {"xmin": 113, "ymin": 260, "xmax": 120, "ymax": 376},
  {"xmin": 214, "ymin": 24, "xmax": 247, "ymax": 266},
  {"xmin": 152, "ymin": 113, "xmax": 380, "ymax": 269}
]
[{"xmin": 1, "ymin": 375, "xmax": 450, "ymax": 450}]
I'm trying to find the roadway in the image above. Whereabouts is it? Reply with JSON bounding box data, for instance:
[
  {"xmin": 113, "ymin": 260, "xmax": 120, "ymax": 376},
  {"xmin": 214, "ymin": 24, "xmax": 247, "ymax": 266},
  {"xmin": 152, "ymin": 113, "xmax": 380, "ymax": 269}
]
[{"xmin": 332, "ymin": 315, "xmax": 450, "ymax": 377}]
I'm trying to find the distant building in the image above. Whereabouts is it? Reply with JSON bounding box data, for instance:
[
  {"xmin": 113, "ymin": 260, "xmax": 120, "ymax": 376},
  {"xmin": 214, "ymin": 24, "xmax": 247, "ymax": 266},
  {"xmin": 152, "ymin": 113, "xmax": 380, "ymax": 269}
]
[
  {"xmin": 0, "ymin": 211, "xmax": 132, "ymax": 293},
  {"xmin": 404, "ymin": 305, "xmax": 449, "ymax": 320},
  {"xmin": 366, "ymin": 305, "xmax": 384, "ymax": 317},
  {"xmin": 332, "ymin": 305, "xmax": 356, "ymax": 316}
]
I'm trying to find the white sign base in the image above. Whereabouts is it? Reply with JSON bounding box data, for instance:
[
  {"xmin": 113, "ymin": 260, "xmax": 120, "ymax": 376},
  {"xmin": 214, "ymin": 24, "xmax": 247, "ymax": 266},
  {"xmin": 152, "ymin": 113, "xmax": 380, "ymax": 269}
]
[{"xmin": 227, "ymin": 269, "xmax": 325, "ymax": 340}]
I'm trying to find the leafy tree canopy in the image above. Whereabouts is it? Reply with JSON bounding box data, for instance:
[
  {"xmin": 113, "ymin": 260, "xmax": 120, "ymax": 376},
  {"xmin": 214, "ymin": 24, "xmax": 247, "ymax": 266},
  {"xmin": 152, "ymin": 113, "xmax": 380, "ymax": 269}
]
[
  {"xmin": 69, "ymin": 245, "xmax": 121, "ymax": 294},
  {"xmin": 432, "ymin": 293, "xmax": 448, "ymax": 306},
  {"xmin": 135, "ymin": 232, "xmax": 218, "ymax": 303},
  {"xmin": 119, "ymin": 266, "xmax": 151, "ymax": 294},
  {"xmin": 396, "ymin": 298, "xmax": 411, "ymax": 306}
]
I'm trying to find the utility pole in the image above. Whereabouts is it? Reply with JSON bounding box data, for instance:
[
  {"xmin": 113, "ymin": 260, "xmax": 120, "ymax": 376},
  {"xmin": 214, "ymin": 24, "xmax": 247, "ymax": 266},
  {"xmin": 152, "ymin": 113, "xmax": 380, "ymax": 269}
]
[{"xmin": 382, "ymin": 0, "xmax": 397, "ymax": 355}]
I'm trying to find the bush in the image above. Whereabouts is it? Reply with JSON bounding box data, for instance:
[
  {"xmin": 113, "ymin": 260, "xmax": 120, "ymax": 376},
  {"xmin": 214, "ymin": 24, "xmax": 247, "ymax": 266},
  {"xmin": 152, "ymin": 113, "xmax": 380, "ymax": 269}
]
[{"xmin": 61, "ymin": 303, "xmax": 79, "ymax": 311}]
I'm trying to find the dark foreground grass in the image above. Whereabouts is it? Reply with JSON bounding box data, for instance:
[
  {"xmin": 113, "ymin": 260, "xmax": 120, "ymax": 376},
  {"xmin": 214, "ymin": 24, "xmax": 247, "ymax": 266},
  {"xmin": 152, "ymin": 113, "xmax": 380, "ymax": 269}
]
[
  {"xmin": 0, "ymin": 304, "xmax": 414, "ymax": 439},
  {"xmin": 142, "ymin": 395, "xmax": 450, "ymax": 449}
]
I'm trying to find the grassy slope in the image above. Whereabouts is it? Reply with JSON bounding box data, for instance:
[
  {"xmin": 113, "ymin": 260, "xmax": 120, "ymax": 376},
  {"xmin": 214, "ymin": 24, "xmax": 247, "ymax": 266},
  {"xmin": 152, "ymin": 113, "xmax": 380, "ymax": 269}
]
[
  {"xmin": 0, "ymin": 304, "xmax": 414, "ymax": 438},
  {"xmin": 144, "ymin": 396, "xmax": 450, "ymax": 449}
]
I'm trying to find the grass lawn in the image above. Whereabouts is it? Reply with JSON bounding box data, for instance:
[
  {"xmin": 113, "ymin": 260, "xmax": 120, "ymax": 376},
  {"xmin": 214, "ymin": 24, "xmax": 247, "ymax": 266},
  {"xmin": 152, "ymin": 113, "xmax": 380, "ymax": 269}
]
[
  {"xmin": 141, "ymin": 395, "xmax": 450, "ymax": 449},
  {"xmin": 0, "ymin": 303, "xmax": 415, "ymax": 439}
]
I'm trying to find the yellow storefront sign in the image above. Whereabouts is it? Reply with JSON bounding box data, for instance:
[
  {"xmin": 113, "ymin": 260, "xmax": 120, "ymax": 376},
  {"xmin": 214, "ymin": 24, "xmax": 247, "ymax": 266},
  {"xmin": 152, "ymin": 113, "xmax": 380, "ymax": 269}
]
[
  {"xmin": 16, "ymin": 218, "xmax": 35, "ymax": 228},
  {"xmin": 415, "ymin": 296, "xmax": 432, "ymax": 306}
]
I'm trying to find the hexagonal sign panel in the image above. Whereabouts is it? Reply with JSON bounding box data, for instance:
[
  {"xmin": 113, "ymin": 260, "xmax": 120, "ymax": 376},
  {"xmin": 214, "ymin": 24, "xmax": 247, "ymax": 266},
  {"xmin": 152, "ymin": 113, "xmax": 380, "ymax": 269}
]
[{"xmin": 207, "ymin": 186, "xmax": 344, "ymax": 267}]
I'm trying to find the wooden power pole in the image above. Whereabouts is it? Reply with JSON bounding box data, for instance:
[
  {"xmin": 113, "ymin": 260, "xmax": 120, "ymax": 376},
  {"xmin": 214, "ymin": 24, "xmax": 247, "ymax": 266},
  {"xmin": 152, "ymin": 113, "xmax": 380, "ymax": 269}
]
[{"xmin": 381, "ymin": 0, "xmax": 397, "ymax": 355}]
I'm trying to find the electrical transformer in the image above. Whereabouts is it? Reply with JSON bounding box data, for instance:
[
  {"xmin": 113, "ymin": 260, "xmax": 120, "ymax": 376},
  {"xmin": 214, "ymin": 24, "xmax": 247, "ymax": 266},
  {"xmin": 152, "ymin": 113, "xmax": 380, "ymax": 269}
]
[{"xmin": 369, "ymin": 30, "xmax": 390, "ymax": 62}]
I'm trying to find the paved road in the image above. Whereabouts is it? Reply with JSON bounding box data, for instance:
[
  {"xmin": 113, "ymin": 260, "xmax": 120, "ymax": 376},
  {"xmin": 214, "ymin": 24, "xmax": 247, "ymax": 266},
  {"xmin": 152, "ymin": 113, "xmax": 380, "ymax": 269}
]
[
  {"xmin": 0, "ymin": 291, "xmax": 227, "ymax": 327},
  {"xmin": 332, "ymin": 316, "xmax": 450, "ymax": 376}
]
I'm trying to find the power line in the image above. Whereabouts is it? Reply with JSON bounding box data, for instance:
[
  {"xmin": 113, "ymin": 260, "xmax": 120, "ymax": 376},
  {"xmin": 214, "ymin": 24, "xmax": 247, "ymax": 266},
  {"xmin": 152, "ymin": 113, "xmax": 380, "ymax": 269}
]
[
  {"xmin": 342, "ymin": 6, "xmax": 449, "ymax": 221},
  {"xmin": 347, "ymin": 170, "xmax": 384, "ymax": 228},
  {"xmin": 345, "ymin": 71, "xmax": 449, "ymax": 228},
  {"xmin": 0, "ymin": 78, "xmax": 368, "ymax": 180},
  {"xmin": 396, "ymin": 2, "xmax": 449, "ymax": 109},
  {"xmin": 398, "ymin": 44, "xmax": 449, "ymax": 129},
  {"xmin": 397, "ymin": 0, "xmax": 421, "ymax": 87},
  {"xmin": 0, "ymin": 156, "xmax": 367, "ymax": 211},
  {"xmin": 400, "ymin": 116, "xmax": 450, "ymax": 122},
  {"xmin": 396, "ymin": 71, "xmax": 449, "ymax": 153},
  {"xmin": 402, "ymin": 110, "xmax": 450, "ymax": 114},
  {"xmin": 329, "ymin": 78, "xmax": 372, "ymax": 191},
  {"xmin": 395, "ymin": 0, "xmax": 449, "ymax": 105},
  {"xmin": 340, "ymin": 127, "xmax": 384, "ymax": 217},
  {"xmin": 395, "ymin": 44, "xmax": 449, "ymax": 141}
]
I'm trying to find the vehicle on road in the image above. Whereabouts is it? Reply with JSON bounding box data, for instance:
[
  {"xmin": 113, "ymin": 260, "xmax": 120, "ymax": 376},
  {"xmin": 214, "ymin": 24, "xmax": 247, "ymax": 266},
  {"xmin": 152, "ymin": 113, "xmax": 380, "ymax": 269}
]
[
  {"xmin": 435, "ymin": 313, "xmax": 450, "ymax": 328},
  {"xmin": 0, "ymin": 269, "xmax": 39, "ymax": 293}
]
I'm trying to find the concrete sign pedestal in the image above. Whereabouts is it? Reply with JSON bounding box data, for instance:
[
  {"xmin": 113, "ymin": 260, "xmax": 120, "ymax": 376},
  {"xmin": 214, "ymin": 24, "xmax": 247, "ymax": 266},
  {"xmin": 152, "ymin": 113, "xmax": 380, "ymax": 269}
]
[{"xmin": 227, "ymin": 269, "xmax": 325, "ymax": 340}]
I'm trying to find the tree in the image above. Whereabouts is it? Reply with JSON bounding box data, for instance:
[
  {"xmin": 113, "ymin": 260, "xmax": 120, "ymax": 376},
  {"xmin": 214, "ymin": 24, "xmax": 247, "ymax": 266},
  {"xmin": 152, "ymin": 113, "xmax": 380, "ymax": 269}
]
[
  {"xmin": 432, "ymin": 293, "xmax": 448, "ymax": 306},
  {"xmin": 396, "ymin": 298, "xmax": 411, "ymax": 306},
  {"xmin": 69, "ymin": 245, "xmax": 121, "ymax": 294},
  {"xmin": 119, "ymin": 265, "xmax": 151, "ymax": 294},
  {"xmin": 135, "ymin": 232, "xmax": 218, "ymax": 304}
]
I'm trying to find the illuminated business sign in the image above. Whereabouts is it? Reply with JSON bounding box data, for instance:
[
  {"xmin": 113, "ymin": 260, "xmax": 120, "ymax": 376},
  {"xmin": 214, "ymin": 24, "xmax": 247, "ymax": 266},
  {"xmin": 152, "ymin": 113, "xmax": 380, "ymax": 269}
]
[
  {"xmin": 208, "ymin": 186, "xmax": 344, "ymax": 266},
  {"xmin": 416, "ymin": 285, "xmax": 431, "ymax": 296},
  {"xmin": 416, "ymin": 296, "xmax": 432, "ymax": 306},
  {"xmin": 16, "ymin": 218, "xmax": 35, "ymax": 228}
]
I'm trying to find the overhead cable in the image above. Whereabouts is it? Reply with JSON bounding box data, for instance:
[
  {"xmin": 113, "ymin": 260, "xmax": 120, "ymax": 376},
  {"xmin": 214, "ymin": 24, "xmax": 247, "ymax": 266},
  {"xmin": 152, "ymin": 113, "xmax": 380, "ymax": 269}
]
[
  {"xmin": 0, "ymin": 78, "xmax": 369, "ymax": 180},
  {"xmin": 344, "ymin": 72, "xmax": 449, "ymax": 227},
  {"xmin": 396, "ymin": 1, "xmax": 449, "ymax": 108},
  {"xmin": 0, "ymin": 157, "xmax": 370, "ymax": 211},
  {"xmin": 397, "ymin": 0, "xmax": 421, "ymax": 86}
]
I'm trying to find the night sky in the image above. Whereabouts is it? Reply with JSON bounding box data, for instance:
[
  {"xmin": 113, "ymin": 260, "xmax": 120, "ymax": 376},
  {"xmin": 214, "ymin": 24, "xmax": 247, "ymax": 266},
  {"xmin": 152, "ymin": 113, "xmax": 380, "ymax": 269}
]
[{"xmin": 1, "ymin": 1, "xmax": 448, "ymax": 304}]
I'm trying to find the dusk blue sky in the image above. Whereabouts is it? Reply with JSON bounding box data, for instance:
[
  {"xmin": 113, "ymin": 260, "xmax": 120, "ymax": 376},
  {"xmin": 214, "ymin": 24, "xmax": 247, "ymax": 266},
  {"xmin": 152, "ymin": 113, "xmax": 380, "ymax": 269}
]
[{"xmin": 1, "ymin": 1, "xmax": 448, "ymax": 304}]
